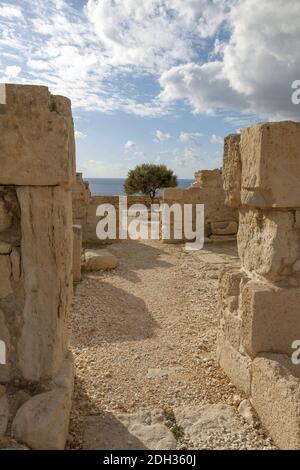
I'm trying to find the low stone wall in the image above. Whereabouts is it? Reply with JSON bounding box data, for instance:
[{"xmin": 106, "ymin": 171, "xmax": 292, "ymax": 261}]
[
  {"xmin": 0, "ymin": 84, "xmax": 75, "ymax": 450},
  {"xmin": 72, "ymin": 179, "xmax": 161, "ymax": 245},
  {"xmin": 72, "ymin": 173, "xmax": 91, "ymax": 233},
  {"xmin": 161, "ymin": 169, "xmax": 238, "ymax": 243},
  {"xmin": 217, "ymin": 121, "xmax": 300, "ymax": 449}
]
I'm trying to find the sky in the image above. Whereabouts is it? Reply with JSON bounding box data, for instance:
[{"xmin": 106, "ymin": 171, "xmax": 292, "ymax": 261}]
[{"xmin": 0, "ymin": 0, "xmax": 300, "ymax": 178}]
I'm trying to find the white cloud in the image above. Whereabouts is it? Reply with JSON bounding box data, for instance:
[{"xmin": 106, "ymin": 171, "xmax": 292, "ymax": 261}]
[
  {"xmin": 154, "ymin": 130, "xmax": 171, "ymax": 143},
  {"xmin": 85, "ymin": 0, "xmax": 215, "ymax": 73},
  {"xmin": 160, "ymin": 0, "xmax": 300, "ymax": 121},
  {"xmin": 75, "ymin": 130, "xmax": 87, "ymax": 140},
  {"xmin": 179, "ymin": 132, "xmax": 204, "ymax": 143},
  {"xmin": 0, "ymin": 0, "xmax": 299, "ymax": 122},
  {"xmin": 211, "ymin": 134, "xmax": 223, "ymax": 145},
  {"xmin": 124, "ymin": 140, "xmax": 136, "ymax": 150},
  {"xmin": 159, "ymin": 61, "xmax": 248, "ymax": 116},
  {"xmin": 4, "ymin": 65, "xmax": 21, "ymax": 79},
  {"xmin": 0, "ymin": 4, "xmax": 23, "ymax": 19}
]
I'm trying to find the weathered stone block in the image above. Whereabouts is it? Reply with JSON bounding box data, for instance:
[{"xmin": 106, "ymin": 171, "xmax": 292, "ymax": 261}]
[
  {"xmin": 219, "ymin": 268, "xmax": 245, "ymax": 313},
  {"xmin": 0, "ymin": 242, "xmax": 12, "ymax": 255},
  {"xmin": 223, "ymin": 134, "xmax": 241, "ymax": 208},
  {"xmin": 0, "ymin": 394, "xmax": 9, "ymax": 437},
  {"xmin": 16, "ymin": 186, "xmax": 73, "ymax": 382},
  {"xmin": 12, "ymin": 389, "xmax": 72, "ymax": 450},
  {"xmin": 252, "ymin": 354, "xmax": 300, "ymax": 449},
  {"xmin": 10, "ymin": 249, "xmax": 21, "ymax": 282},
  {"xmin": 0, "ymin": 84, "xmax": 75, "ymax": 188},
  {"xmin": 238, "ymin": 208, "xmax": 300, "ymax": 281},
  {"xmin": 0, "ymin": 200, "xmax": 12, "ymax": 232},
  {"xmin": 220, "ymin": 312, "xmax": 242, "ymax": 350},
  {"xmin": 217, "ymin": 335, "xmax": 252, "ymax": 395},
  {"xmin": 12, "ymin": 354, "xmax": 73, "ymax": 450},
  {"xmin": 0, "ymin": 255, "xmax": 12, "ymax": 298},
  {"xmin": 163, "ymin": 188, "xmax": 186, "ymax": 201},
  {"xmin": 240, "ymin": 122, "xmax": 300, "ymax": 208},
  {"xmin": 84, "ymin": 249, "xmax": 118, "ymax": 271},
  {"xmin": 241, "ymin": 281, "xmax": 300, "ymax": 358}
]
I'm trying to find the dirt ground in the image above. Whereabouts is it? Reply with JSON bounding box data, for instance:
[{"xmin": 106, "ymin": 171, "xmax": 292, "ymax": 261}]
[{"xmin": 68, "ymin": 240, "xmax": 274, "ymax": 449}]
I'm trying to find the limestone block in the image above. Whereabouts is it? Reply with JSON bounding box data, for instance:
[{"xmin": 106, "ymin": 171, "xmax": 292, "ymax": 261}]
[
  {"xmin": 10, "ymin": 249, "xmax": 21, "ymax": 282},
  {"xmin": 0, "ymin": 242, "xmax": 11, "ymax": 254},
  {"xmin": 12, "ymin": 388, "xmax": 72, "ymax": 450},
  {"xmin": 217, "ymin": 335, "xmax": 252, "ymax": 395},
  {"xmin": 0, "ymin": 255, "xmax": 12, "ymax": 298},
  {"xmin": 220, "ymin": 311, "xmax": 242, "ymax": 350},
  {"xmin": 223, "ymin": 134, "xmax": 241, "ymax": 208},
  {"xmin": 163, "ymin": 188, "xmax": 186, "ymax": 201},
  {"xmin": 12, "ymin": 355, "xmax": 73, "ymax": 450},
  {"xmin": 72, "ymin": 225, "xmax": 82, "ymax": 283},
  {"xmin": 0, "ymin": 394, "xmax": 9, "ymax": 437},
  {"xmin": 16, "ymin": 186, "xmax": 73, "ymax": 382},
  {"xmin": 9, "ymin": 390, "xmax": 31, "ymax": 419},
  {"xmin": 240, "ymin": 122, "xmax": 300, "ymax": 208},
  {"xmin": 51, "ymin": 353, "xmax": 74, "ymax": 394},
  {"xmin": 194, "ymin": 169, "xmax": 222, "ymax": 188},
  {"xmin": 238, "ymin": 208, "xmax": 300, "ymax": 281},
  {"xmin": 84, "ymin": 249, "xmax": 118, "ymax": 271},
  {"xmin": 295, "ymin": 210, "xmax": 300, "ymax": 229},
  {"xmin": 252, "ymin": 354, "xmax": 300, "ymax": 449},
  {"xmin": 211, "ymin": 220, "xmax": 238, "ymax": 236},
  {"xmin": 240, "ymin": 281, "xmax": 300, "ymax": 358},
  {"xmin": 0, "ymin": 200, "xmax": 12, "ymax": 232},
  {"xmin": 219, "ymin": 268, "xmax": 244, "ymax": 299},
  {"xmin": 0, "ymin": 84, "xmax": 75, "ymax": 188}
]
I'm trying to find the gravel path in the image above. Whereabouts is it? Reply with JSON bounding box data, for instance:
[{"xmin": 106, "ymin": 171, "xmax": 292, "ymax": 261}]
[{"xmin": 69, "ymin": 240, "xmax": 274, "ymax": 449}]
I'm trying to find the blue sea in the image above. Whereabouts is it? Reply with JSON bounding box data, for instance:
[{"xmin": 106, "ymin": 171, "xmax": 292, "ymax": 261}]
[{"xmin": 86, "ymin": 178, "xmax": 195, "ymax": 196}]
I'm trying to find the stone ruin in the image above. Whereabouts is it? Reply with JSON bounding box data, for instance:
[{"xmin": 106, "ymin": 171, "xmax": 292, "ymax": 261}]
[
  {"xmin": 2, "ymin": 84, "xmax": 300, "ymax": 451},
  {"xmin": 72, "ymin": 174, "xmax": 161, "ymax": 246},
  {"xmin": 218, "ymin": 122, "xmax": 300, "ymax": 449},
  {"xmin": 0, "ymin": 84, "xmax": 75, "ymax": 449},
  {"xmin": 162, "ymin": 168, "xmax": 238, "ymax": 243}
]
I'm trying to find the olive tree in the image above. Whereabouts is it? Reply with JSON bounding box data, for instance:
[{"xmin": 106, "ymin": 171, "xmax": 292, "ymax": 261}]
[{"xmin": 124, "ymin": 164, "xmax": 178, "ymax": 203}]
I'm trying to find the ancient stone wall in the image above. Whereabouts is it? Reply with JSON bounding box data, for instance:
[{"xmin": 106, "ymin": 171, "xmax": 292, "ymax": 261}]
[
  {"xmin": 162, "ymin": 169, "xmax": 238, "ymax": 243},
  {"xmin": 72, "ymin": 184, "xmax": 161, "ymax": 245},
  {"xmin": 218, "ymin": 121, "xmax": 300, "ymax": 449},
  {"xmin": 0, "ymin": 84, "xmax": 75, "ymax": 450},
  {"xmin": 72, "ymin": 173, "xmax": 91, "ymax": 235}
]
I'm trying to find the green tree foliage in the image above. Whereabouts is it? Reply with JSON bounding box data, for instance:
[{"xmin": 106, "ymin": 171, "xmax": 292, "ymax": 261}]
[{"xmin": 124, "ymin": 164, "xmax": 178, "ymax": 203}]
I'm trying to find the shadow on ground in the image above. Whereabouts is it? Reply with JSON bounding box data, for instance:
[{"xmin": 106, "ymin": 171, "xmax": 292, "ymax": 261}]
[
  {"xmin": 69, "ymin": 375, "xmax": 148, "ymax": 450},
  {"xmin": 71, "ymin": 278, "xmax": 158, "ymax": 346},
  {"xmin": 94, "ymin": 239, "xmax": 174, "ymax": 284}
]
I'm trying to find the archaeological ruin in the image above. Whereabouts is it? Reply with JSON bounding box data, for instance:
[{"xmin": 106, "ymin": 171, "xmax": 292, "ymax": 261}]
[
  {"xmin": 0, "ymin": 84, "xmax": 75, "ymax": 450},
  {"xmin": 161, "ymin": 169, "xmax": 238, "ymax": 243},
  {"xmin": 1, "ymin": 83, "xmax": 300, "ymax": 451},
  {"xmin": 218, "ymin": 122, "xmax": 300, "ymax": 450}
]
